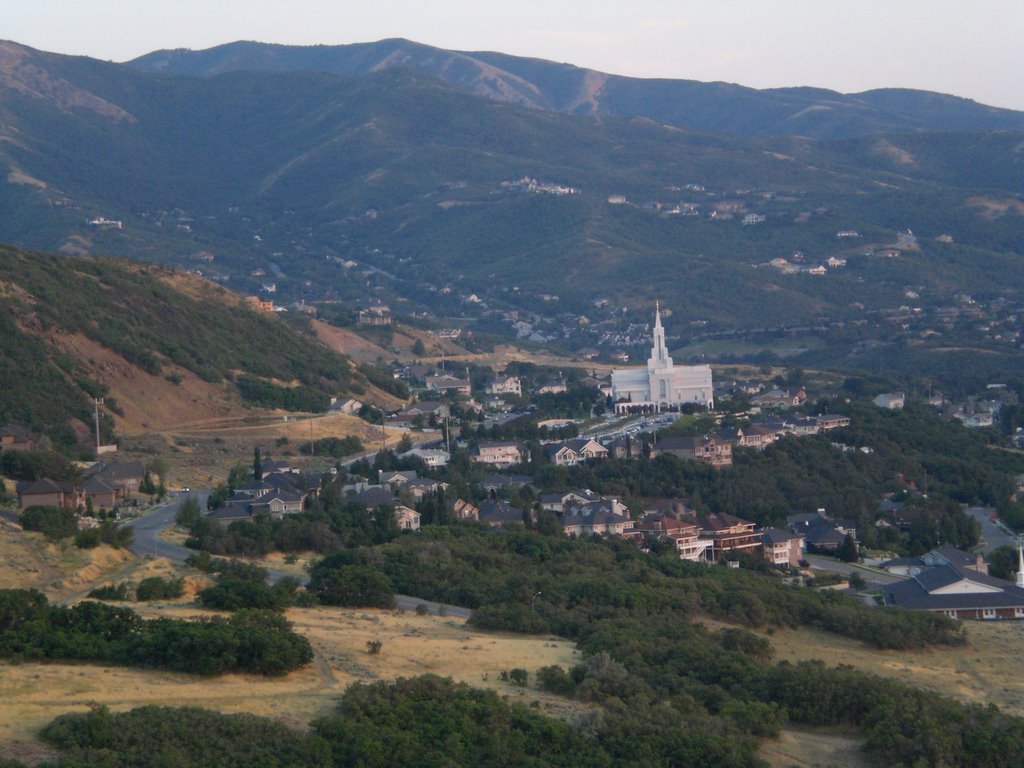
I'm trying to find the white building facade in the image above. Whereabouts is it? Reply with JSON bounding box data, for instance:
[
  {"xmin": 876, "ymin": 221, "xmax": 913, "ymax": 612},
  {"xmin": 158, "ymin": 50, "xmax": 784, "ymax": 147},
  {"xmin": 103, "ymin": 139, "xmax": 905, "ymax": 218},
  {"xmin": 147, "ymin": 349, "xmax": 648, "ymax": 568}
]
[{"xmin": 610, "ymin": 305, "xmax": 713, "ymax": 414}]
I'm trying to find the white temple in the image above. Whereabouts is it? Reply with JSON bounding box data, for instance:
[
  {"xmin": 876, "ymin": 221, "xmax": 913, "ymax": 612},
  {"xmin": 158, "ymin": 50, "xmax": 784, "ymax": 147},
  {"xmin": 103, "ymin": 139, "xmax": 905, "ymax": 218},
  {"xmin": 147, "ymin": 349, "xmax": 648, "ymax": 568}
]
[{"xmin": 610, "ymin": 303, "xmax": 714, "ymax": 414}]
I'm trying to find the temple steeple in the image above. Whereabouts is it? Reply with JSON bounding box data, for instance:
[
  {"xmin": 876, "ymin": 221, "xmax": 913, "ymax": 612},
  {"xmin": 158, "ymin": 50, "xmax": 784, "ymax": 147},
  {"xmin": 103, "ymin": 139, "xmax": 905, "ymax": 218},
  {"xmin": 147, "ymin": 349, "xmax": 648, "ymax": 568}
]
[{"xmin": 649, "ymin": 301, "xmax": 672, "ymax": 369}]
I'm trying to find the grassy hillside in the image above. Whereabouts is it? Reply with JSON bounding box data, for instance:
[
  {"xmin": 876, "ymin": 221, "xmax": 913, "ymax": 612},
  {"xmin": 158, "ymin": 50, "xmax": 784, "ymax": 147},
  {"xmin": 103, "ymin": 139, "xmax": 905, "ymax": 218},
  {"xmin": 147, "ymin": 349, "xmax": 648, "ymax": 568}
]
[{"xmin": 0, "ymin": 245, "xmax": 368, "ymax": 450}]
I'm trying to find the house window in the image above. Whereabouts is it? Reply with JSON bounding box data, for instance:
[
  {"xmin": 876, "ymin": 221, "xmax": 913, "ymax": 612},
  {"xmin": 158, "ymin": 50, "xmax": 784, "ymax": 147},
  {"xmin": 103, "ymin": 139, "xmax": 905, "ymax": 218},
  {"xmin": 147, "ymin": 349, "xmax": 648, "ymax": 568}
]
[
  {"xmin": 982, "ymin": 608, "xmax": 997, "ymax": 619},
  {"xmin": 1015, "ymin": 608, "xmax": 1024, "ymax": 619}
]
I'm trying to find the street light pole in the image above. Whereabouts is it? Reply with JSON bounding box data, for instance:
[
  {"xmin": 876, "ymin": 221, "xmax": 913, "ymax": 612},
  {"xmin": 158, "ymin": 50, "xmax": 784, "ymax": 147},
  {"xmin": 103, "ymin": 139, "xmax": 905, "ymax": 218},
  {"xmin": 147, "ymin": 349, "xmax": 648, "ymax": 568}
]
[{"xmin": 531, "ymin": 591, "xmax": 542, "ymax": 613}]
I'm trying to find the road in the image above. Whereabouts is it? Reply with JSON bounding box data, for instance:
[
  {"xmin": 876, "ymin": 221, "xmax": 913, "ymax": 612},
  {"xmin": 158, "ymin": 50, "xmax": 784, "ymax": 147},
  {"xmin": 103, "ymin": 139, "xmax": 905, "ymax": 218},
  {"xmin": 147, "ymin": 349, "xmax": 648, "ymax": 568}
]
[
  {"xmin": 804, "ymin": 554, "xmax": 904, "ymax": 589},
  {"xmin": 966, "ymin": 506, "xmax": 1016, "ymax": 553},
  {"xmin": 124, "ymin": 491, "xmax": 471, "ymax": 618}
]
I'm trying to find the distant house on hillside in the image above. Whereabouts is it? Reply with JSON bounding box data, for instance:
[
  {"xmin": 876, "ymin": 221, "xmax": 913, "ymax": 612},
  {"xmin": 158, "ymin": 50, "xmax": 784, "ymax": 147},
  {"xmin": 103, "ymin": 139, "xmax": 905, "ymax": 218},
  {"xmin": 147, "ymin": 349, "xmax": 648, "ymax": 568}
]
[
  {"xmin": 652, "ymin": 435, "xmax": 732, "ymax": 467},
  {"xmin": 751, "ymin": 388, "xmax": 807, "ymax": 409},
  {"xmin": 873, "ymin": 392, "xmax": 905, "ymax": 410},
  {"xmin": 0, "ymin": 425, "xmax": 37, "ymax": 452},
  {"xmin": 470, "ymin": 441, "xmax": 525, "ymax": 468}
]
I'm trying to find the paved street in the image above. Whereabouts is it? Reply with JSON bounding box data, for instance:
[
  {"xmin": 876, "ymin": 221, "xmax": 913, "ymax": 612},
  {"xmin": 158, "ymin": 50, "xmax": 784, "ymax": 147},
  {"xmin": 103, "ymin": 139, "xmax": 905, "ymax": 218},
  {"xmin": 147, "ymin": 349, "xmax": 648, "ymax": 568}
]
[
  {"xmin": 803, "ymin": 554, "xmax": 904, "ymax": 589},
  {"xmin": 124, "ymin": 492, "xmax": 470, "ymax": 618},
  {"xmin": 966, "ymin": 506, "xmax": 1016, "ymax": 553}
]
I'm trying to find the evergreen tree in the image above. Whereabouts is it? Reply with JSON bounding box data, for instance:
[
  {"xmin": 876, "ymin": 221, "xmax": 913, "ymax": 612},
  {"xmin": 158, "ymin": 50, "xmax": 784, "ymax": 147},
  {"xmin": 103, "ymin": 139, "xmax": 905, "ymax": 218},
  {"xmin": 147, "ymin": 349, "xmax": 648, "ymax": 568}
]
[
  {"xmin": 837, "ymin": 533, "xmax": 859, "ymax": 563},
  {"xmin": 139, "ymin": 470, "xmax": 157, "ymax": 496},
  {"xmin": 253, "ymin": 447, "xmax": 263, "ymax": 480}
]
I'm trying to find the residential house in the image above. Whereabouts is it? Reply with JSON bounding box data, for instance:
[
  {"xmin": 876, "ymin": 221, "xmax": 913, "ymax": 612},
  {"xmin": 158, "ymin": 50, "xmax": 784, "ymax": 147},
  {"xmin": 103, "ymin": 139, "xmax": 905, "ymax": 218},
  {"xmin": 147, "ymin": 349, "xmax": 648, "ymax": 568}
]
[
  {"xmin": 328, "ymin": 397, "xmax": 363, "ymax": 416},
  {"xmin": 605, "ymin": 436, "xmax": 645, "ymax": 460},
  {"xmin": 486, "ymin": 376, "xmax": 522, "ymax": 398},
  {"xmin": 350, "ymin": 486, "xmax": 400, "ymax": 509},
  {"xmin": 89, "ymin": 461, "xmax": 146, "ymax": 494},
  {"xmin": 696, "ymin": 513, "xmax": 762, "ymax": 561},
  {"xmin": 536, "ymin": 379, "xmax": 567, "ymax": 395},
  {"xmin": 561, "ymin": 499, "xmax": 633, "ymax": 537},
  {"xmin": 761, "ymin": 527, "xmax": 805, "ymax": 567},
  {"xmin": 815, "ymin": 414, "xmax": 851, "ymax": 431},
  {"xmin": 751, "ymin": 388, "xmax": 807, "ymax": 409},
  {"xmin": 358, "ymin": 305, "xmax": 392, "ymax": 326},
  {"xmin": 250, "ymin": 490, "xmax": 305, "ymax": 515},
  {"xmin": 450, "ymin": 498, "xmax": 480, "ymax": 521},
  {"xmin": 480, "ymin": 475, "xmax": 535, "ymax": 498},
  {"xmin": 543, "ymin": 438, "xmax": 609, "ymax": 467},
  {"xmin": 539, "ymin": 489, "xmax": 603, "ymax": 513},
  {"xmin": 398, "ymin": 448, "xmax": 450, "ymax": 468},
  {"xmin": 470, "ymin": 441, "xmax": 525, "ymax": 468},
  {"xmin": 873, "ymin": 392, "xmax": 905, "ymax": 410},
  {"xmin": 478, "ymin": 499, "xmax": 525, "ymax": 527},
  {"xmin": 653, "ymin": 435, "xmax": 733, "ymax": 468},
  {"xmin": 924, "ymin": 544, "xmax": 988, "ymax": 575},
  {"xmin": 425, "ymin": 375, "xmax": 471, "ymax": 396},
  {"xmin": 259, "ymin": 458, "xmax": 299, "ymax": 478},
  {"xmin": 405, "ymin": 478, "xmax": 449, "ymax": 501},
  {"xmin": 393, "ymin": 505, "xmax": 421, "ymax": 531},
  {"xmin": 378, "ymin": 470, "xmax": 418, "ymax": 489},
  {"xmin": 16, "ymin": 478, "xmax": 79, "ymax": 510},
  {"xmin": 787, "ymin": 510, "xmax": 856, "ymax": 552},
  {"xmin": 0, "ymin": 425, "xmax": 37, "ymax": 452},
  {"xmin": 739, "ymin": 424, "xmax": 779, "ymax": 450},
  {"xmin": 80, "ymin": 476, "xmax": 123, "ymax": 510},
  {"xmin": 631, "ymin": 512, "xmax": 711, "ymax": 562}
]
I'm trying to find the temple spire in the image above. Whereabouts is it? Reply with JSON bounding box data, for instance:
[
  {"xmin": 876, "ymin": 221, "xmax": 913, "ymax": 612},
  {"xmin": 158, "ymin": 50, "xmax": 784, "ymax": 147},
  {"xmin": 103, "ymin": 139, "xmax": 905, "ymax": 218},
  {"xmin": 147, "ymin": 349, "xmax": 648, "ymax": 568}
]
[
  {"xmin": 1017, "ymin": 536, "xmax": 1024, "ymax": 589},
  {"xmin": 650, "ymin": 301, "xmax": 668, "ymax": 366}
]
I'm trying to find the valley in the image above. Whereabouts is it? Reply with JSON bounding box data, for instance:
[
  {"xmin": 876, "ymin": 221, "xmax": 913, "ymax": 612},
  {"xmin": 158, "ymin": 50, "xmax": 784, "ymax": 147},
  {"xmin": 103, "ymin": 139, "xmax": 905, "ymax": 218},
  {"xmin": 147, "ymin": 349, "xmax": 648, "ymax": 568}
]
[{"xmin": 1, "ymin": 26, "xmax": 1023, "ymax": 768}]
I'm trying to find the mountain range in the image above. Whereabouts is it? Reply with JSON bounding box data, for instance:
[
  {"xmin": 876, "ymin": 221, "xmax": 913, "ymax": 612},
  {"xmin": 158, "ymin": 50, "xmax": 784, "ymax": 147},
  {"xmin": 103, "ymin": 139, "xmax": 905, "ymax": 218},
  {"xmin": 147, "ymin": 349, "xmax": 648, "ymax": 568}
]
[
  {"xmin": 129, "ymin": 39, "xmax": 1024, "ymax": 139},
  {"xmin": 0, "ymin": 38, "xmax": 1022, "ymax": 332}
]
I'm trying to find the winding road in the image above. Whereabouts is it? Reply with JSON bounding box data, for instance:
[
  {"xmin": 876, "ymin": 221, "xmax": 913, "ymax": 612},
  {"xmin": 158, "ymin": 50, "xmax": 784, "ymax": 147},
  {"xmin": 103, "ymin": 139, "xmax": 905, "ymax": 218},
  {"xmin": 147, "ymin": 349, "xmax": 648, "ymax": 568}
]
[{"xmin": 124, "ymin": 491, "xmax": 471, "ymax": 618}]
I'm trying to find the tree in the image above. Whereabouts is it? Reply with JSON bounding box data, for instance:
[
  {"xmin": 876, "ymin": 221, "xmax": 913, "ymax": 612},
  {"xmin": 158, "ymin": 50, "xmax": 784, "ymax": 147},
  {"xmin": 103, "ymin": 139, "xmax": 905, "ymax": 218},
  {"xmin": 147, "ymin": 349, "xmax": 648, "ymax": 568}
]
[
  {"xmin": 396, "ymin": 433, "xmax": 413, "ymax": 453},
  {"xmin": 139, "ymin": 470, "xmax": 157, "ymax": 496},
  {"xmin": 837, "ymin": 534, "xmax": 859, "ymax": 563},
  {"xmin": 175, "ymin": 497, "xmax": 202, "ymax": 529},
  {"xmin": 253, "ymin": 447, "xmax": 263, "ymax": 480},
  {"xmin": 412, "ymin": 338, "xmax": 426, "ymax": 356}
]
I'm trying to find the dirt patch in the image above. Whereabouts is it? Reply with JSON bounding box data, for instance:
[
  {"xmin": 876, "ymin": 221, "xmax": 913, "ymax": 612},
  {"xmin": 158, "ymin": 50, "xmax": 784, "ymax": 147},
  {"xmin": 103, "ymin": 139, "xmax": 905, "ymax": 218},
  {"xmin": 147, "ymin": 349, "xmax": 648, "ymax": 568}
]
[
  {"xmin": 967, "ymin": 196, "xmax": 1024, "ymax": 220},
  {"xmin": 47, "ymin": 331, "xmax": 238, "ymax": 433},
  {"xmin": 759, "ymin": 727, "xmax": 870, "ymax": 768}
]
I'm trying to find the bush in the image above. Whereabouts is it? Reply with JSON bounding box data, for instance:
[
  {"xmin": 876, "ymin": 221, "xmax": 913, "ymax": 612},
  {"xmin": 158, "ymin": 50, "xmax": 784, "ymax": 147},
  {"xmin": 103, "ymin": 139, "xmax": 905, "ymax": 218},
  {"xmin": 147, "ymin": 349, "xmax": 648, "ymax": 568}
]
[
  {"xmin": 88, "ymin": 583, "xmax": 132, "ymax": 601},
  {"xmin": 136, "ymin": 577, "xmax": 185, "ymax": 602},
  {"xmin": 20, "ymin": 505, "xmax": 77, "ymax": 541},
  {"xmin": 536, "ymin": 665, "xmax": 576, "ymax": 697},
  {"xmin": 308, "ymin": 565, "xmax": 395, "ymax": 609}
]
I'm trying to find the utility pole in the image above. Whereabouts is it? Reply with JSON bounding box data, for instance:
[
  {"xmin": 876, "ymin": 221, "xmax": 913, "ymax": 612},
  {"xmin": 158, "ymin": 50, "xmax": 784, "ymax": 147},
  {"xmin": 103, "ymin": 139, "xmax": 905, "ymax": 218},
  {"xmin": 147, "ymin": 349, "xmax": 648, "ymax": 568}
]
[{"xmin": 93, "ymin": 398, "xmax": 104, "ymax": 457}]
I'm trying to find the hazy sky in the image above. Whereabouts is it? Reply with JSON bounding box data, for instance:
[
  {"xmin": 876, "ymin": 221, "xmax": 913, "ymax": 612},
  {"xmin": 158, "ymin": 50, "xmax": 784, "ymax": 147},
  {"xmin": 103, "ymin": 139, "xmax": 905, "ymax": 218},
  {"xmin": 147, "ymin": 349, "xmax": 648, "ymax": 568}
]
[{"xmin": 6, "ymin": 1, "xmax": 1023, "ymax": 110}]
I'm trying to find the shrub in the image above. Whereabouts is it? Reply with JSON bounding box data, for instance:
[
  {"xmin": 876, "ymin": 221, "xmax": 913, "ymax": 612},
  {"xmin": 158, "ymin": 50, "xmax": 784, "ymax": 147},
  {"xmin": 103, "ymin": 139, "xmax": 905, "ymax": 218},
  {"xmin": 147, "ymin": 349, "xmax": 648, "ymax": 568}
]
[{"xmin": 136, "ymin": 577, "xmax": 185, "ymax": 602}]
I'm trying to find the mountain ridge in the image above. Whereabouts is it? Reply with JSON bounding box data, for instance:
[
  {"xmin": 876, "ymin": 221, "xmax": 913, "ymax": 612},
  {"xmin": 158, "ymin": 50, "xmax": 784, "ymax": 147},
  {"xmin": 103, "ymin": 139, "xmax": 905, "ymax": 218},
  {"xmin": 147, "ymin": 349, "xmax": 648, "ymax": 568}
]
[{"xmin": 126, "ymin": 37, "xmax": 1024, "ymax": 138}]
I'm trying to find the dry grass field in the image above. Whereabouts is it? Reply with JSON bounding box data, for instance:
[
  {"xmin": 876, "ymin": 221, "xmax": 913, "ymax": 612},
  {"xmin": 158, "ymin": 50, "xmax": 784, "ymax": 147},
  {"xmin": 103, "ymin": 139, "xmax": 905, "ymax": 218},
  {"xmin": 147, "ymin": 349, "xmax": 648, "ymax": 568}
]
[
  {"xmin": 0, "ymin": 520, "xmax": 135, "ymax": 600},
  {"xmin": 0, "ymin": 598, "xmax": 582, "ymax": 753},
  {"xmin": 4, "ymin": 521, "xmax": 1024, "ymax": 766},
  {"xmin": 766, "ymin": 621, "xmax": 1024, "ymax": 717}
]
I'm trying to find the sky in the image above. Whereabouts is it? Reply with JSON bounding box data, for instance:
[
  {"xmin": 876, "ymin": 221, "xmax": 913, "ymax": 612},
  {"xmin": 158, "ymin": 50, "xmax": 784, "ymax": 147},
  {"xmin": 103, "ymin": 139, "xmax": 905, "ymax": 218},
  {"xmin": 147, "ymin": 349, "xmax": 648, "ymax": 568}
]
[{"xmin": 5, "ymin": 0, "xmax": 1023, "ymax": 110}]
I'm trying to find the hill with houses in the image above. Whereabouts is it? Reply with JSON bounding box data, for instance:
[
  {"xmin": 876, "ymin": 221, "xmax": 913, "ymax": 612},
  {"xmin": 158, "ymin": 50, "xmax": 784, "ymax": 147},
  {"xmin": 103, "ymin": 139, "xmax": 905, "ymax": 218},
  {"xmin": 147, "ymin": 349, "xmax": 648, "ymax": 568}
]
[{"xmin": 0, "ymin": 40, "xmax": 1021, "ymax": 335}]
